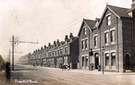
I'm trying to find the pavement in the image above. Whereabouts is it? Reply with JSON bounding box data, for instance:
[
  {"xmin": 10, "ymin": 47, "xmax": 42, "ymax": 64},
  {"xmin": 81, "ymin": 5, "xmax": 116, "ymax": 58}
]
[{"xmin": 25, "ymin": 65, "xmax": 135, "ymax": 75}]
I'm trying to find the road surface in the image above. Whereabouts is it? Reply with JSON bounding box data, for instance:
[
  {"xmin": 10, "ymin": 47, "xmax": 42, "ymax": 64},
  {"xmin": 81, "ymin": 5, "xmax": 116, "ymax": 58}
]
[{"xmin": 0, "ymin": 64, "xmax": 135, "ymax": 85}]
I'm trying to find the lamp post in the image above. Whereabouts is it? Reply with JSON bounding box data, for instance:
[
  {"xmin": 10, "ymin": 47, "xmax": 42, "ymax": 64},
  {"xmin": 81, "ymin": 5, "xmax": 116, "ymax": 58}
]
[{"xmin": 102, "ymin": 46, "xmax": 105, "ymax": 74}]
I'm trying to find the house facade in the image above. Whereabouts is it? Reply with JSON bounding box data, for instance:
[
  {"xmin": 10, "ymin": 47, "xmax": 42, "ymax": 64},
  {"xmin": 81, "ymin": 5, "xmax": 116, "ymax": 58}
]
[{"xmin": 78, "ymin": 1, "xmax": 135, "ymax": 72}]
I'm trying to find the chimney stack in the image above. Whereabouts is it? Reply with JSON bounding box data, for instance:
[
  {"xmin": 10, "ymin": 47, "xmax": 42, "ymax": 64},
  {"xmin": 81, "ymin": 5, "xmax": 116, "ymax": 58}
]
[
  {"xmin": 53, "ymin": 41, "xmax": 56, "ymax": 45},
  {"xmin": 48, "ymin": 43, "xmax": 51, "ymax": 49},
  {"xmin": 41, "ymin": 46, "xmax": 43, "ymax": 50},
  {"xmin": 70, "ymin": 33, "xmax": 73, "ymax": 39},
  {"xmin": 65, "ymin": 35, "xmax": 68, "ymax": 41},
  {"xmin": 57, "ymin": 39, "xmax": 59, "ymax": 43},
  {"xmin": 44, "ymin": 45, "xmax": 46, "ymax": 49}
]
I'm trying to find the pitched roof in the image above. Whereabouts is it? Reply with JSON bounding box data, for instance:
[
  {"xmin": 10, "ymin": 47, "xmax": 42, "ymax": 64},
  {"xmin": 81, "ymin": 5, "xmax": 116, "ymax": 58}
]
[
  {"xmin": 78, "ymin": 19, "xmax": 95, "ymax": 36},
  {"xmin": 98, "ymin": 5, "xmax": 131, "ymax": 28},
  {"xmin": 84, "ymin": 19, "xmax": 95, "ymax": 29},
  {"xmin": 107, "ymin": 5, "xmax": 131, "ymax": 18}
]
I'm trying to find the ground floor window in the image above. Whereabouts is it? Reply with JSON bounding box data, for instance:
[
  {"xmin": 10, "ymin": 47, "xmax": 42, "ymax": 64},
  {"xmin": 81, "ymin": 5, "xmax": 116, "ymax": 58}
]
[
  {"xmin": 105, "ymin": 53, "xmax": 109, "ymax": 66},
  {"xmin": 111, "ymin": 53, "xmax": 116, "ymax": 66},
  {"xmin": 82, "ymin": 57, "xmax": 84, "ymax": 66},
  {"xmin": 64, "ymin": 57, "xmax": 68, "ymax": 64},
  {"xmin": 86, "ymin": 56, "xmax": 88, "ymax": 66}
]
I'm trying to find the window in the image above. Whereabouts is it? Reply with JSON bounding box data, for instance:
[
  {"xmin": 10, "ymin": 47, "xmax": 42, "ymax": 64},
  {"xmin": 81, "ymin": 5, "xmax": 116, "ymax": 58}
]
[
  {"xmin": 58, "ymin": 50, "xmax": 59, "ymax": 55},
  {"xmin": 107, "ymin": 15, "xmax": 111, "ymax": 26},
  {"xmin": 50, "ymin": 52, "xmax": 51, "ymax": 56},
  {"xmin": 55, "ymin": 51, "xmax": 56, "ymax": 56},
  {"xmin": 44, "ymin": 53, "xmax": 46, "ymax": 57},
  {"xmin": 86, "ymin": 56, "xmax": 88, "ymax": 66},
  {"xmin": 82, "ymin": 40, "xmax": 84, "ymax": 49},
  {"xmin": 60, "ymin": 49, "xmax": 63, "ymax": 54},
  {"xmin": 52, "ymin": 51, "xmax": 54, "ymax": 56},
  {"xmin": 111, "ymin": 30, "xmax": 115, "ymax": 42},
  {"xmin": 82, "ymin": 57, "xmax": 84, "ymax": 66},
  {"xmin": 105, "ymin": 32, "xmax": 109, "ymax": 43},
  {"xmin": 111, "ymin": 53, "xmax": 116, "ymax": 66},
  {"xmin": 65, "ymin": 47, "xmax": 68, "ymax": 53},
  {"xmin": 84, "ymin": 28, "xmax": 87, "ymax": 35},
  {"xmin": 94, "ymin": 36, "xmax": 98, "ymax": 46},
  {"xmin": 48, "ymin": 53, "xmax": 49, "ymax": 57},
  {"xmin": 85, "ymin": 39, "xmax": 88, "ymax": 48},
  {"xmin": 105, "ymin": 53, "xmax": 109, "ymax": 66}
]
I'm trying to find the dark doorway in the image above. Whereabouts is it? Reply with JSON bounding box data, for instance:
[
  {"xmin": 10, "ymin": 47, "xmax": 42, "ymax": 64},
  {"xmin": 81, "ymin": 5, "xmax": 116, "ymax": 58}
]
[
  {"xmin": 95, "ymin": 53, "xmax": 99, "ymax": 69},
  {"xmin": 72, "ymin": 63, "xmax": 77, "ymax": 69},
  {"xmin": 125, "ymin": 54, "xmax": 131, "ymax": 70}
]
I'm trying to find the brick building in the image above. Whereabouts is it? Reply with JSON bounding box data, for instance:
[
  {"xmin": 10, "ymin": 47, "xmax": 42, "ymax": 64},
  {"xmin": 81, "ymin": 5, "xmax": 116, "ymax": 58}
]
[
  {"xmin": 78, "ymin": 1, "xmax": 135, "ymax": 72},
  {"xmin": 29, "ymin": 33, "xmax": 79, "ymax": 69}
]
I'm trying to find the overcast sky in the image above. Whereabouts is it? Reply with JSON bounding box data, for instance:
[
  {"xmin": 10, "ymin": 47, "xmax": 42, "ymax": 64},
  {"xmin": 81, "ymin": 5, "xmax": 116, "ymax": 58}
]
[{"xmin": 0, "ymin": 0, "xmax": 132, "ymax": 62}]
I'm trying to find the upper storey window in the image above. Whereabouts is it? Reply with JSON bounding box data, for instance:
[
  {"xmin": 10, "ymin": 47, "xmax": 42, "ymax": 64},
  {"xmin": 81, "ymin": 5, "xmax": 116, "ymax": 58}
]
[
  {"xmin": 94, "ymin": 36, "xmax": 98, "ymax": 47},
  {"xmin": 65, "ymin": 47, "xmax": 68, "ymax": 53},
  {"xmin": 83, "ymin": 28, "xmax": 87, "ymax": 35},
  {"xmin": 106, "ymin": 15, "xmax": 111, "ymax": 26},
  {"xmin": 105, "ymin": 32, "xmax": 109, "ymax": 44},
  {"xmin": 110, "ymin": 30, "xmax": 115, "ymax": 42}
]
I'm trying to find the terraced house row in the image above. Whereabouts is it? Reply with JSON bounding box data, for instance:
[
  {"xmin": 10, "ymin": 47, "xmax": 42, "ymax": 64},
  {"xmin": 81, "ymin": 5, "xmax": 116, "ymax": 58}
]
[
  {"xmin": 26, "ymin": 1, "xmax": 135, "ymax": 72},
  {"xmin": 29, "ymin": 33, "xmax": 79, "ymax": 69}
]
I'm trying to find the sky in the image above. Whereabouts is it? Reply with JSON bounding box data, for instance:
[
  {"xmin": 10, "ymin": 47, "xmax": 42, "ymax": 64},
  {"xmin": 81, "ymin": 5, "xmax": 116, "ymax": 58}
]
[{"xmin": 0, "ymin": 0, "xmax": 132, "ymax": 62}]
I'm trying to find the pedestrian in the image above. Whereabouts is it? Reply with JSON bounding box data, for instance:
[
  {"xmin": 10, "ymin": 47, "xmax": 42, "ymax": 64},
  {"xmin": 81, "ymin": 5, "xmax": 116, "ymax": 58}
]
[{"xmin": 5, "ymin": 62, "xmax": 11, "ymax": 84}]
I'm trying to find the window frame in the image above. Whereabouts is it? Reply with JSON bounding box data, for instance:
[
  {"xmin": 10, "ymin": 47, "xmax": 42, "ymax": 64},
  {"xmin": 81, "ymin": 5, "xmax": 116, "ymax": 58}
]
[
  {"xmin": 84, "ymin": 27, "xmax": 87, "ymax": 35},
  {"xmin": 111, "ymin": 52, "xmax": 116, "ymax": 66},
  {"xmin": 85, "ymin": 39, "xmax": 88, "ymax": 48},
  {"xmin": 94, "ymin": 36, "xmax": 98, "ymax": 47},
  {"xmin": 105, "ymin": 53, "xmax": 109, "ymax": 66},
  {"xmin": 105, "ymin": 32, "xmax": 109, "ymax": 44},
  {"xmin": 110, "ymin": 30, "xmax": 115, "ymax": 42},
  {"xmin": 106, "ymin": 15, "xmax": 111, "ymax": 26}
]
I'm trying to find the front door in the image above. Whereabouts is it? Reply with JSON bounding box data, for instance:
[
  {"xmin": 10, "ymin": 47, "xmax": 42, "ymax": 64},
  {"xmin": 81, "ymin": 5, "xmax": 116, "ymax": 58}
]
[{"xmin": 95, "ymin": 53, "xmax": 99, "ymax": 69}]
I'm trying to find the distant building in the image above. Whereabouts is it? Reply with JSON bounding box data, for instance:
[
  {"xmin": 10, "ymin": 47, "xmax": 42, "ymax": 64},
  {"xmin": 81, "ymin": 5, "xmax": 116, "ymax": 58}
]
[{"xmin": 29, "ymin": 33, "xmax": 79, "ymax": 69}]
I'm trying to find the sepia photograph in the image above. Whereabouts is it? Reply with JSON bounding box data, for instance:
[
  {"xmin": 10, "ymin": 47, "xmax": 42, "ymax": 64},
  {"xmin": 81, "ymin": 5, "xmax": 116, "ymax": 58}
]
[{"xmin": 0, "ymin": 0, "xmax": 135, "ymax": 85}]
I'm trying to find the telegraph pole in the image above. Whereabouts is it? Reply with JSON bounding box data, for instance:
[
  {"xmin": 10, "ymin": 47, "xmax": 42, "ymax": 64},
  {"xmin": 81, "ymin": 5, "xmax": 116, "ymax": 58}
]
[
  {"xmin": 9, "ymin": 49, "xmax": 10, "ymax": 63},
  {"xmin": 10, "ymin": 35, "xmax": 38, "ymax": 71},
  {"xmin": 12, "ymin": 35, "xmax": 14, "ymax": 70}
]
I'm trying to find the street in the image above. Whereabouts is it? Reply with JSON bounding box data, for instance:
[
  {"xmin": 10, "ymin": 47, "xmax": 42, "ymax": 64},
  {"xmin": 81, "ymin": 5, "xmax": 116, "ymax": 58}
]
[{"xmin": 0, "ymin": 65, "xmax": 135, "ymax": 85}]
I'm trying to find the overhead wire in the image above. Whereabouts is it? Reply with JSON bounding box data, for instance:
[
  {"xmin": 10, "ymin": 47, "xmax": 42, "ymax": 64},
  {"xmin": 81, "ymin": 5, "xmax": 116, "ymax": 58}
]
[{"xmin": 43, "ymin": 1, "xmax": 107, "ymax": 39}]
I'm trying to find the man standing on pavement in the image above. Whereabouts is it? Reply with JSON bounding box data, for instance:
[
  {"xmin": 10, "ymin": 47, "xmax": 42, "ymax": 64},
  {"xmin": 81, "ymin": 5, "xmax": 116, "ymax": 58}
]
[{"xmin": 5, "ymin": 62, "xmax": 11, "ymax": 84}]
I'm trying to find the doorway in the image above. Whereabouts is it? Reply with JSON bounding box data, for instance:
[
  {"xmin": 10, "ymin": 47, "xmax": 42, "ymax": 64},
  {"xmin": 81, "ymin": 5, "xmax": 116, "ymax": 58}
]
[
  {"xmin": 95, "ymin": 53, "xmax": 99, "ymax": 69},
  {"xmin": 125, "ymin": 54, "xmax": 131, "ymax": 70}
]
